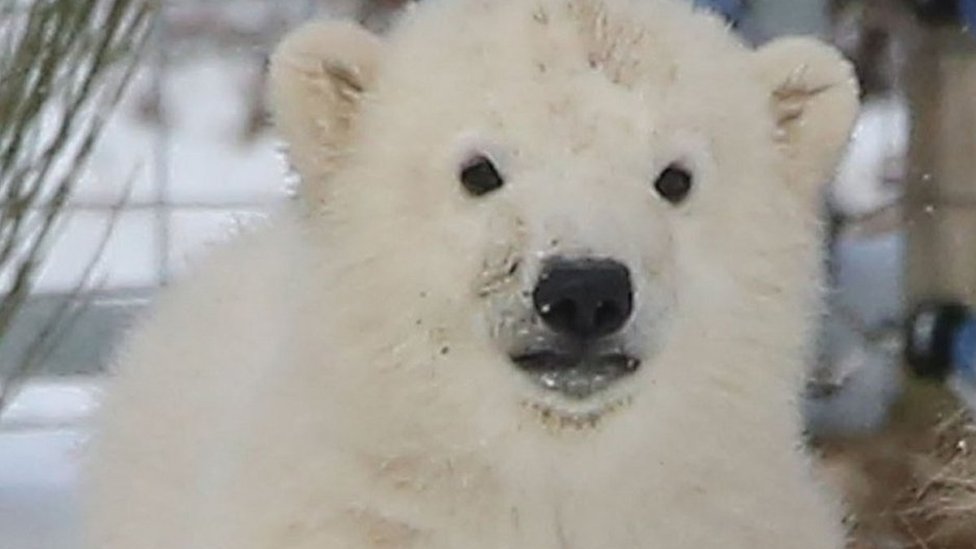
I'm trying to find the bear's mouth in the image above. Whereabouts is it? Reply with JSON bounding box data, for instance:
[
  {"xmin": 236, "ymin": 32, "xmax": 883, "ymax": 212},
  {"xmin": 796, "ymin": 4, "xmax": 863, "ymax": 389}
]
[{"xmin": 510, "ymin": 350, "xmax": 641, "ymax": 400}]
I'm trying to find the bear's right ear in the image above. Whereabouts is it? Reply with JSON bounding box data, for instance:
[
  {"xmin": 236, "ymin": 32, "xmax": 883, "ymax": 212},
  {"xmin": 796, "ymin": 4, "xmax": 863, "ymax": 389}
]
[
  {"xmin": 268, "ymin": 21, "xmax": 383, "ymax": 183},
  {"xmin": 753, "ymin": 37, "xmax": 859, "ymax": 204}
]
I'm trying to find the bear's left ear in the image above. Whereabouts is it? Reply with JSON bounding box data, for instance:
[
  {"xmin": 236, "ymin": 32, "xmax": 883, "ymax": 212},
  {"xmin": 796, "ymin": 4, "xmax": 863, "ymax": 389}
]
[
  {"xmin": 268, "ymin": 21, "xmax": 384, "ymax": 184},
  {"xmin": 754, "ymin": 37, "xmax": 860, "ymax": 201}
]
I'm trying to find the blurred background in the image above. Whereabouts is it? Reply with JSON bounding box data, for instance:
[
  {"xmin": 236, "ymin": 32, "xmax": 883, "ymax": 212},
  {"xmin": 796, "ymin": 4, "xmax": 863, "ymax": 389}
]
[{"xmin": 0, "ymin": 1, "xmax": 974, "ymax": 548}]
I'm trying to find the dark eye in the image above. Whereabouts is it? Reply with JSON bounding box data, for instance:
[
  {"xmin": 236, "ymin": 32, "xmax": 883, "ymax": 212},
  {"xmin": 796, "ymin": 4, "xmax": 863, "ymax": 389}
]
[
  {"xmin": 653, "ymin": 163, "xmax": 694, "ymax": 205},
  {"xmin": 460, "ymin": 154, "xmax": 505, "ymax": 196}
]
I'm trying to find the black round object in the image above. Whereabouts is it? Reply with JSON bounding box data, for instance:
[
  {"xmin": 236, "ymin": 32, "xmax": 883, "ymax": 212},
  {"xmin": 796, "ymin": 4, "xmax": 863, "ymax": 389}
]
[
  {"xmin": 653, "ymin": 164, "xmax": 694, "ymax": 205},
  {"xmin": 905, "ymin": 301, "xmax": 970, "ymax": 380},
  {"xmin": 532, "ymin": 258, "xmax": 634, "ymax": 341},
  {"xmin": 459, "ymin": 155, "xmax": 505, "ymax": 197}
]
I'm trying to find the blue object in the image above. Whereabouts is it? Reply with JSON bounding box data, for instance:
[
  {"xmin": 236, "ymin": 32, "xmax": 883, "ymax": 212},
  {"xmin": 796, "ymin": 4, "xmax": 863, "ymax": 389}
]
[
  {"xmin": 953, "ymin": 317, "xmax": 976, "ymax": 381},
  {"xmin": 962, "ymin": 0, "xmax": 976, "ymax": 34},
  {"xmin": 692, "ymin": 0, "xmax": 747, "ymax": 24}
]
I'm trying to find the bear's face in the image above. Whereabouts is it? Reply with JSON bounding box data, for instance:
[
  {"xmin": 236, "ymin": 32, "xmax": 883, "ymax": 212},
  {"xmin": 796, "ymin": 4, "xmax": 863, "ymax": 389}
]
[{"xmin": 270, "ymin": 0, "xmax": 858, "ymax": 428}]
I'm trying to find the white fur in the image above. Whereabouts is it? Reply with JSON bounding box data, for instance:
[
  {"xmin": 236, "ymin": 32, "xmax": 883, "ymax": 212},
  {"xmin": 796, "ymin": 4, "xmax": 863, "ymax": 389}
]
[{"xmin": 85, "ymin": 1, "xmax": 859, "ymax": 548}]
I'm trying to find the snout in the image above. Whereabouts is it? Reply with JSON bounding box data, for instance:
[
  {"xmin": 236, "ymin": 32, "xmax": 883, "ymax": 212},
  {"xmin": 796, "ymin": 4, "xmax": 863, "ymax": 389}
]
[{"xmin": 510, "ymin": 257, "xmax": 641, "ymax": 399}]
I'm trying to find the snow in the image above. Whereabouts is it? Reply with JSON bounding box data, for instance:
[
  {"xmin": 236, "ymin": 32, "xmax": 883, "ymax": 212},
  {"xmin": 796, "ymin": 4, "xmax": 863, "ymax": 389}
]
[
  {"xmin": 67, "ymin": 72, "xmax": 161, "ymax": 207},
  {"xmin": 16, "ymin": 53, "xmax": 290, "ymax": 294},
  {"xmin": 72, "ymin": 54, "xmax": 292, "ymax": 207},
  {"xmin": 33, "ymin": 211, "xmax": 161, "ymax": 292},
  {"xmin": 828, "ymin": 96, "xmax": 909, "ymax": 218},
  {"xmin": 0, "ymin": 381, "xmax": 100, "ymax": 549},
  {"xmin": 0, "ymin": 429, "xmax": 85, "ymax": 549},
  {"xmin": 161, "ymin": 58, "xmax": 290, "ymax": 206},
  {"xmin": 1, "ymin": 381, "xmax": 101, "ymax": 431}
]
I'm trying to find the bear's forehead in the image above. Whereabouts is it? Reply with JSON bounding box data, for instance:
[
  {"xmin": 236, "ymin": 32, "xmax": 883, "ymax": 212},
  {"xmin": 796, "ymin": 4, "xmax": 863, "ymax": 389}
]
[
  {"xmin": 378, "ymin": 0, "xmax": 761, "ymax": 139},
  {"xmin": 387, "ymin": 0, "xmax": 748, "ymax": 88}
]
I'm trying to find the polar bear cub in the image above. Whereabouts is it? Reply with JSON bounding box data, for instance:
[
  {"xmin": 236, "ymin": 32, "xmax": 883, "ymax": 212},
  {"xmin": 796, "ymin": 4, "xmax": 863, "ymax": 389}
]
[{"xmin": 85, "ymin": 1, "xmax": 859, "ymax": 548}]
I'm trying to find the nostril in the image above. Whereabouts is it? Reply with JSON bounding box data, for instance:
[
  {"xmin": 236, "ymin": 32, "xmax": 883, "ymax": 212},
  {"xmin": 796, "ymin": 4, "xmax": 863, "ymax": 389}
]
[
  {"xmin": 539, "ymin": 298, "xmax": 577, "ymax": 334},
  {"xmin": 595, "ymin": 301, "xmax": 622, "ymax": 332}
]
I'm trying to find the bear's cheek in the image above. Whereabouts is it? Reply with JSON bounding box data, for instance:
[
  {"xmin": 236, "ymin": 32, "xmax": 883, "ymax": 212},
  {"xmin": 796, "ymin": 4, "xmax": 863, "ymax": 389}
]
[
  {"xmin": 470, "ymin": 207, "xmax": 530, "ymax": 297},
  {"xmin": 630, "ymin": 214, "xmax": 676, "ymax": 289}
]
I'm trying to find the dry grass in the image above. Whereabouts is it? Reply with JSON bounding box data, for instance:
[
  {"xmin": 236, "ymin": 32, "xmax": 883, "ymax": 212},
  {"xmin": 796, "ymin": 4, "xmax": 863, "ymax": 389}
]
[{"xmin": 816, "ymin": 385, "xmax": 976, "ymax": 549}]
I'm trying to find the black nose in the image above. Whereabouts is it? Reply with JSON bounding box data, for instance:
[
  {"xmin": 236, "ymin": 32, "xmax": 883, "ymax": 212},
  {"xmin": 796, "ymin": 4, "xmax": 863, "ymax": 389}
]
[{"xmin": 533, "ymin": 258, "xmax": 633, "ymax": 340}]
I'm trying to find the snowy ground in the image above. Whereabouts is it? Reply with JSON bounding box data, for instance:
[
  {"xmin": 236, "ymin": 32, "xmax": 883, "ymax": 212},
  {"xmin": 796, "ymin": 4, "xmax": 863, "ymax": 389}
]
[{"xmin": 0, "ymin": 382, "xmax": 98, "ymax": 549}]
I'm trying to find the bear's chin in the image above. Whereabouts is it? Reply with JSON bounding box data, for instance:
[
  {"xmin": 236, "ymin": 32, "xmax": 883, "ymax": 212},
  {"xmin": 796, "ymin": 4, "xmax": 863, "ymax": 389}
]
[{"xmin": 520, "ymin": 393, "xmax": 636, "ymax": 431}]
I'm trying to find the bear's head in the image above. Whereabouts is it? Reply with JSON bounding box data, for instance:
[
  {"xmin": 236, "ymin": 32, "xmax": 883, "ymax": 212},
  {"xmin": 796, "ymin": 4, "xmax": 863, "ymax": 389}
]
[{"xmin": 269, "ymin": 0, "xmax": 857, "ymax": 435}]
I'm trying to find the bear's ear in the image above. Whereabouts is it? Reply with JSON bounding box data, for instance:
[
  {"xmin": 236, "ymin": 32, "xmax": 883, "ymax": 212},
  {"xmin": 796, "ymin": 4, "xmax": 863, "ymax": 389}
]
[
  {"xmin": 268, "ymin": 21, "xmax": 383, "ymax": 183},
  {"xmin": 753, "ymin": 37, "xmax": 859, "ymax": 201}
]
